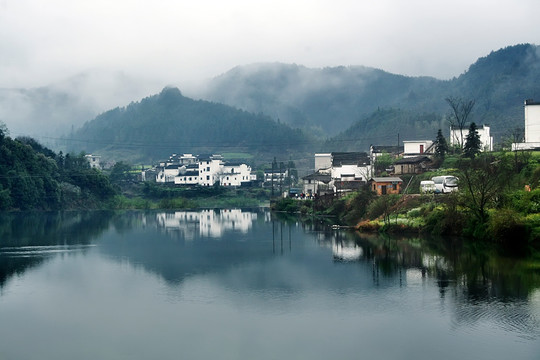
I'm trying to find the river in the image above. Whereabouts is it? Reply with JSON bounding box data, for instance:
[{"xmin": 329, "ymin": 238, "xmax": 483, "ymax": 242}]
[{"xmin": 0, "ymin": 209, "xmax": 538, "ymax": 360}]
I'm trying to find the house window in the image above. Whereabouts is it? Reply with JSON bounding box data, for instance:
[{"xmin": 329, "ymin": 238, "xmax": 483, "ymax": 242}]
[
  {"xmin": 420, "ymin": 144, "xmax": 424, "ymax": 154},
  {"xmin": 206, "ymin": 175, "xmax": 210, "ymax": 180},
  {"xmin": 207, "ymin": 167, "xmax": 210, "ymax": 172}
]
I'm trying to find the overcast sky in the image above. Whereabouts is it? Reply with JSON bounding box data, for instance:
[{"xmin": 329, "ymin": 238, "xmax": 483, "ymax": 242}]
[{"xmin": 1, "ymin": 0, "xmax": 540, "ymax": 90}]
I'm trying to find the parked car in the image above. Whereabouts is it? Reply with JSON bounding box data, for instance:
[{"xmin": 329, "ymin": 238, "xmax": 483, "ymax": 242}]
[
  {"xmin": 420, "ymin": 180, "xmax": 436, "ymax": 194},
  {"xmin": 431, "ymin": 175, "xmax": 458, "ymax": 194}
]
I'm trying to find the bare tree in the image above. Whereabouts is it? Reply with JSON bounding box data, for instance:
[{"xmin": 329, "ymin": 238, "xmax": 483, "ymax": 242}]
[{"xmin": 446, "ymin": 96, "xmax": 475, "ymax": 149}]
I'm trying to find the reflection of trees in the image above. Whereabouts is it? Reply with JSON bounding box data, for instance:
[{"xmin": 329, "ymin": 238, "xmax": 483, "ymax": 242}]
[
  {"xmin": 343, "ymin": 231, "xmax": 540, "ymax": 339},
  {"xmin": 0, "ymin": 211, "xmax": 115, "ymax": 289}
]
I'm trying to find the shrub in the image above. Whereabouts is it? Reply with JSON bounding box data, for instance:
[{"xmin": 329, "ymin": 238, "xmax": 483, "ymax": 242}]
[{"xmin": 488, "ymin": 208, "xmax": 529, "ymax": 254}]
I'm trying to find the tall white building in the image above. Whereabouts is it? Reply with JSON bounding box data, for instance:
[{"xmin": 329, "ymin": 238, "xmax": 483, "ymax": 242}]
[
  {"xmin": 450, "ymin": 124, "xmax": 493, "ymax": 151},
  {"xmin": 512, "ymin": 100, "xmax": 540, "ymax": 150},
  {"xmin": 525, "ymin": 99, "xmax": 540, "ymax": 143}
]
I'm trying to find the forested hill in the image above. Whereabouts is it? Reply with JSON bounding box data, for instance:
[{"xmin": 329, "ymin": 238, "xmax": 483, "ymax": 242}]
[
  {"xmin": 70, "ymin": 87, "xmax": 314, "ymax": 163},
  {"xmin": 0, "ymin": 129, "xmax": 116, "ymax": 210},
  {"xmin": 202, "ymin": 44, "xmax": 540, "ymax": 141},
  {"xmin": 326, "ymin": 109, "xmax": 445, "ymax": 152}
]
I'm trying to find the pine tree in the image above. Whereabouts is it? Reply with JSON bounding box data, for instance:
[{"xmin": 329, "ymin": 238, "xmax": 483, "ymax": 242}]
[
  {"xmin": 464, "ymin": 122, "xmax": 481, "ymax": 158},
  {"xmin": 435, "ymin": 129, "xmax": 448, "ymax": 160}
]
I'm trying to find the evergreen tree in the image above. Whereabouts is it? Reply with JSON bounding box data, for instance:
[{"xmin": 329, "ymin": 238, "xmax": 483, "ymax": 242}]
[
  {"xmin": 464, "ymin": 122, "xmax": 481, "ymax": 158},
  {"xmin": 435, "ymin": 129, "xmax": 448, "ymax": 160}
]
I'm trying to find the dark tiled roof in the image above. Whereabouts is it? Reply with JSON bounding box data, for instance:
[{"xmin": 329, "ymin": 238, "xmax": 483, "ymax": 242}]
[
  {"xmin": 331, "ymin": 152, "xmax": 370, "ymax": 166},
  {"xmin": 370, "ymin": 177, "xmax": 403, "ymax": 183},
  {"xmin": 371, "ymin": 145, "xmax": 404, "ymax": 153},
  {"xmin": 302, "ymin": 172, "xmax": 332, "ymax": 183},
  {"xmin": 394, "ymin": 156, "xmax": 431, "ymax": 164}
]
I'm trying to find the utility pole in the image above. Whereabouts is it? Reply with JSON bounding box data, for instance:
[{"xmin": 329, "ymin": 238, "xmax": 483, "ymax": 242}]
[
  {"xmin": 271, "ymin": 158, "xmax": 275, "ymax": 199},
  {"xmin": 279, "ymin": 161, "xmax": 284, "ymax": 197}
]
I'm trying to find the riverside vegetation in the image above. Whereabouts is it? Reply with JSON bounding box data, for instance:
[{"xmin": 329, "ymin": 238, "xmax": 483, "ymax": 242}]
[
  {"xmin": 273, "ymin": 151, "xmax": 540, "ymax": 256},
  {"xmin": 3, "ymin": 123, "xmax": 540, "ymax": 256},
  {"xmin": 0, "ymin": 127, "xmax": 268, "ymax": 211}
]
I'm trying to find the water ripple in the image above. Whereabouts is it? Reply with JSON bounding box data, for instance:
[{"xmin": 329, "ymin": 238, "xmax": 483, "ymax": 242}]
[{"xmin": 0, "ymin": 244, "xmax": 96, "ymax": 257}]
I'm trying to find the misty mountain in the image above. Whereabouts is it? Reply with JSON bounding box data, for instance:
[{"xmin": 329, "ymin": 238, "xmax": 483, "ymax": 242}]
[
  {"xmin": 0, "ymin": 70, "xmax": 162, "ymax": 139},
  {"xmin": 69, "ymin": 87, "xmax": 314, "ymax": 163},
  {"xmin": 326, "ymin": 108, "xmax": 445, "ymax": 152},
  {"xmin": 201, "ymin": 44, "xmax": 540, "ymax": 142}
]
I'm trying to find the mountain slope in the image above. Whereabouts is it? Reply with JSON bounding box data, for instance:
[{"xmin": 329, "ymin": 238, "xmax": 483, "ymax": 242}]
[
  {"xmin": 71, "ymin": 87, "xmax": 314, "ymax": 162},
  {"xmin": 202, "ymin": 44, "xmax": 540, "ymax": 141},
  {"xmin": 203, "ymin": 63, "xmax": 448, "ymax": 136}
]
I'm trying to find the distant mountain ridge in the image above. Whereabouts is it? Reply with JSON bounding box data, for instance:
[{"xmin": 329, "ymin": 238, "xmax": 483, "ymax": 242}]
[
  {"xmin": 202, "ymin": 44, "xmax": 540, "ymax": 143},
  {"xmin": 70, "ymin": 87, "xmax": 313, "ymax": 163}
]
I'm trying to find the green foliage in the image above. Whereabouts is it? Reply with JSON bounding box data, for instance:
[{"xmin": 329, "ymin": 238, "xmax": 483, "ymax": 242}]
[
  {"xmin": 507, "ymin": 188, "xmax": 540, "ymax": 214},
  {"xmin": 0, "ymin": 127, "xmax": 117, "ymax": 210},
  {"xmin": 109, "ymin": 161, "xmax": 136, "ymax": 185},
  {"xmin": 158, "ymin": 198, "xmax": 197, "ymax": 209},
  {"xmin": 435, "ymin": 129, "xmax": 448, "ymax": 160},
  {"xmin": 71, "ymin": 87, "xmax": 314, "ymax": 162},
  {"xmin": 463, "ymin": 122, "xmax": 481, "ymax": 158},
  {"xmin": 487, "ymin": 209, "xmax": 530, "ymax": 251},
  {"xmin": 457, "ymin": 154, "xmax": 512, "ymax": 225},
  {"xmin": 341, "ymin": 189, "xmax": 376, "ymax": 225},
  {"xmin": 374, "ymin": 153, "xmax": 393, "ymax": 174},
  {"xmin": 272, "ymin": 198, "xmax": 301, "ymax": 213},
  {"xmin": 366, "ymin": 195, "xmax": 400, "ymax": 224}
]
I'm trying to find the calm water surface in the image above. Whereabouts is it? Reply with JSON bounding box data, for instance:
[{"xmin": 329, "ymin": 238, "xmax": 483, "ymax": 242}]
[{"xmin": 0, "ymin": 210, "xmax": 539, "ymax": 360}]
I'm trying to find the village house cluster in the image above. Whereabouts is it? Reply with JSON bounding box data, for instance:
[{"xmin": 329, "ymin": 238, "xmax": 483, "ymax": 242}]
[
  {"xmin": 142, "ymin": 153, "xmax": 257, "ymax": 187},
  {"xmin": 301, "ymin": 99, "xmax": 540, "ymax": 197}
]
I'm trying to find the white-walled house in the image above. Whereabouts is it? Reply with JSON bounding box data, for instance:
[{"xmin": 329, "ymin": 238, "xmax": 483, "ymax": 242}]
[
  {"xmin": 315, "ymin": 153, "xmax": 332, "ymax": 171},
  {"xmin": 198, "ymin": 155, "xmax": 224, "ymax": 186},
  {"xmin": 84, "ymin": 154, "xmax": 102, "ymax": 170},
  {"xmin": 303, "ymin": 152, "xmax": 371, "ymax": 195},
  {"xmin": 403, "ymin": 140, "xmax": 434, "ymax": 157},
  {"xmin": 450, "ymin": 124, "xmax": 493, "ymax": 151},
  {"xmin": 219, "ymin": 163, "xmax": 257, "ymax": 187},
  {"xmin": 149, "ymin": 153, "xmax": 257, "ymax": 186},
  {"xmin": 513, "ymin": 99, "xmax": 540, "ymax": 150},
  {"xmin": 156, "ymin": 164, "xmax": 183, "ymax": 183},
  {"xmin": 174, "ymin": 169, "xmax": 199, "ymax": 185},
  {"xmin": 264, "ymin": 169, "xmax": 288, "ymax": 184}
]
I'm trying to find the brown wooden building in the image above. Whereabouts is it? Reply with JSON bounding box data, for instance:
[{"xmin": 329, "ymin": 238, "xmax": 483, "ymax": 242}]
[{"xmin": 369, "ymin": 177, "xmax": 403, "ymax": 195}]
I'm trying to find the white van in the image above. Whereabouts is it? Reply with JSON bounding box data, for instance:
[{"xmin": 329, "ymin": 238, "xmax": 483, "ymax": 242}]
[
  {"xmin": 431, "ymin": 176, "xmax": 458, "ymax": 194},
  {"xmin": 420, "ymin": 180, "xmax": 436, "ymax": 194}
]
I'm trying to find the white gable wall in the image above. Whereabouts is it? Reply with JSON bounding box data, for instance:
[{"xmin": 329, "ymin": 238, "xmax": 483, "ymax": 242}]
[{"xmin": 525, "ymin": 102, "xmax": 540, "ymax": 143}]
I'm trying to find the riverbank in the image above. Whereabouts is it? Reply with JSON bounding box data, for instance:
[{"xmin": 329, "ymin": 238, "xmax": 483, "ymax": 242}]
[{"xmin": 271, "ymin": 190, "xmax": 540, "ymax": 256}]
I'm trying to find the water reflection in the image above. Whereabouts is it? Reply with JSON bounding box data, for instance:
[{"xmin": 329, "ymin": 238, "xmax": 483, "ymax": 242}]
[
  {"xmin": 0, "ymin": 211, "xmax": 112, "ymax": 289},
  {"xmin": 156, "ymin": 209, "xmax": 258, "ymax": 239},
  {"xmin": 1, "ymin": 209, "xmax": 539, "ymax": 344}
]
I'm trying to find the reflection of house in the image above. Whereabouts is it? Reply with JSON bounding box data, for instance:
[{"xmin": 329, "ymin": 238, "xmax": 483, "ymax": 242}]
[
  {"xmin": 513, "ymin": 99, "xmax": 540, "ymax": 150},
  {"xmin": 369, "ymin": 177, "xmax": 403, "ymax": 195},
  {"xmin": 155, "ymin": 209, "xmax": 257, "ymax": 239},
  {"xmin": 450, "ymin": 124, "xmax": 493, "ymax": 151},
  {"xmin": 302, "ymin": 152, "xmax": 372, "ymax": 196},
  {"xmin": 393, "ymin": 156, "xmax": 432, "ymax": 175}
]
